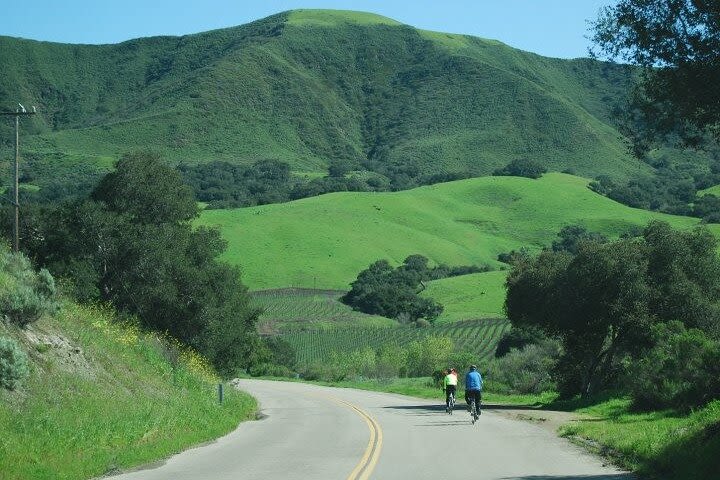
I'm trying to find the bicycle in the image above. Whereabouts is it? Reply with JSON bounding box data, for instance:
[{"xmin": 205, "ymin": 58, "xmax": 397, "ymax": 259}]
[
  {"xmin": 470, "ymin": 399, "xmax": 479, "ymax": 424},
  {"xmin": 447, "ymin": 391, "xmax": 455, "ymax": 415}
]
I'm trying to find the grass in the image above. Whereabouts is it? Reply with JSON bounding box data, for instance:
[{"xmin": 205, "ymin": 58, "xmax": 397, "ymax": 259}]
[
  {"xmin": 700, "ymin": 184, "xmax": 720, "ymax": 196},
  {"xmin": 422, "ymin": 271, "xmax": 508, "ymax": 322},
  {"xmin": 199, "ymin": 173, "xmax": 703, "ymax": 290},
  {"xmin": 560, "ymin": 398, "xmax": 720, "ymax": 480},
  {"xmin": 252, "ymin": 288, "xmax": 395, "ymax": 333},
  {"xmin": 281, "ymin": 318, "xmax": 510, "ymax": 367},
  {"xmin": 0, "ymin": 302, "xmax": 256, "ymax": 479}
]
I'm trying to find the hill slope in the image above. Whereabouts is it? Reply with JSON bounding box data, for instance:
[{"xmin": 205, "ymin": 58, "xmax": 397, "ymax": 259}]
[
  {"xmin": 0, "ymin": 248, "xmax": 255, "ymax": 479},
  {"xmin": 198, "ymin": 173, "xmax": 708, "ymax": 290},
  {"xmin": 1, "ymin": 9, "xmax": 648, "ymax": 189}
]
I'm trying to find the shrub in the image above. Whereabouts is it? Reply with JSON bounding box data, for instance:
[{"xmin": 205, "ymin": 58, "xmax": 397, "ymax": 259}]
[
  {"xmin": 248, "ymin": 363, "xmax": 294, "ymax": 378},
  {"xmin": 493, "ymin": 158, "xmax": 547, "ymax": 179},
  {"xmin": 0, "ymin": 251, "xmax": 59, "ymax": 327},
  {"xmin": 495, "ymin": 326, "xmax": 546, "ymax": 357},
  {"xmin": 630, "ymin": 322, "xmax": 720, "ymax": 411},
  {"xmin": 0, "ymin": 337, "xmax": 30, "ymax": 390},
  {"xmin": 486, "ymin": 339, "xmax": 561, "ymax": 394}
]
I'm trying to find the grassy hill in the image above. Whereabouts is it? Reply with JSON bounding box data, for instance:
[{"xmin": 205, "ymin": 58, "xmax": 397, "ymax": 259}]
[
  {"xmin": 1, "ymin": 9, "xmax": 657, "ymax": 191},
  {"xmin": 198, "ymin": 173, "xmax": 708, "ymax": 290},
  {"xmin": 0, "ymin": 248, "xmax": 255, "ymax": 479},
  {"xmin": 422, "ymin": 271, "xmax": 508, "ymax": 322}
]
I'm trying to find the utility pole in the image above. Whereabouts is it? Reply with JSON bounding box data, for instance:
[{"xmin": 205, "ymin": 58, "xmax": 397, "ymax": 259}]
[{"xmin": 1, "ymin": 104, "xmax": 36, "ymax": 253}]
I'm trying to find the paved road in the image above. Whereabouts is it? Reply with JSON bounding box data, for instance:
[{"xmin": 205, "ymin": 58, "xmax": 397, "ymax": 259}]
[{"xmin": 110, "ymin": 379, "xmax": 633, "ymax": 480}]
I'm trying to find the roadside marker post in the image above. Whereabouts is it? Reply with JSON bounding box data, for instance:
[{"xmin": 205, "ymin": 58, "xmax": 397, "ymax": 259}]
[{"xmin": 218, "ymin": 383, "xmax": 224, "ymax": 404}]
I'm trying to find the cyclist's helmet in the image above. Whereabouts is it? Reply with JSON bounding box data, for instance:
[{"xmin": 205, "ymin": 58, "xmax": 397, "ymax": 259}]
[{"xmin": 470, "ymin": 364, "xmax": 477, "ymax": 370}]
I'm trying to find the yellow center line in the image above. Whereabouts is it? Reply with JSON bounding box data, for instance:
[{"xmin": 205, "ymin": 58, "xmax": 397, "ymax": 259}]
[{"xmin": 300, "ymin": 391, "xmax": 383, "ymax": 480}]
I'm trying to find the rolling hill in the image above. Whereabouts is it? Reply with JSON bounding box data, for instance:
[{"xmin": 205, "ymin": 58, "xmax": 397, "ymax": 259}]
[
  {"xmin": 198, "ymin": 172, "xmax": 712, "ymax": 291},
  {"xmin": 1, "ymin": 9, "xmax": 652, "ymax": 190}
]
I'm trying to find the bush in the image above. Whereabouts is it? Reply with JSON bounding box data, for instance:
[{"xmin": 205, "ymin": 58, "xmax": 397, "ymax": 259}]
[
  {"xmin": 630, "ymin": 322, "xmax": 720, "ymax": 411},
  {"xmin": 0, "ymin": 251, "xmax": 58, "ymax": 327},
  {"xmin": 495, "ymin": 326, "xmax": 547, "ymax": 357},
  {"xmin": 493, "ymin": 158, "xmax": 547, "ymax": 179},
  {"xmin": 248, "ymin": 363, "xmax": 294, "ymax": 378},
  {"xmin": 0, "ymin": 337, "xmax": 30, "ymax": 390},
  {"xmin": 486, "ymin": 339, "xmax": 561, "ymax": 394}
]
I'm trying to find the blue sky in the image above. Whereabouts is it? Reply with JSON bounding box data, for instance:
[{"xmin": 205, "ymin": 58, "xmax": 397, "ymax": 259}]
[{"xmin": 3, "ymin": 1, "xmax": 612, "ymax": 59}]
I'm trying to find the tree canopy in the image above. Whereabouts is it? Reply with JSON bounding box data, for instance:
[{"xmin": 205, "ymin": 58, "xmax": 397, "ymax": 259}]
[
  {"xmin": 592, "ymin": 0, "xmax": 720, "ymax": 144},
  {"xmin": 506, "ymin": 221, "xmax": 720, "ymax": 396}
]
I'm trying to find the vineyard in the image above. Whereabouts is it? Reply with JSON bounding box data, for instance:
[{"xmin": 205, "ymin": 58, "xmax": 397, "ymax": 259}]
[
  {"xmin": 278, "ymin": 318, "xmax": 511, "ymax": 367},
  {"xmin": 252, "ymin": 288, "xmax": 395, "ymax": 333}
]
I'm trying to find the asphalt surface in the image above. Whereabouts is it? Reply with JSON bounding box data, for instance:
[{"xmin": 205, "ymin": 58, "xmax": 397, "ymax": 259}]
[{"xmin": 109, "ymin": 379, "xmax": 634, "ymax": 480}]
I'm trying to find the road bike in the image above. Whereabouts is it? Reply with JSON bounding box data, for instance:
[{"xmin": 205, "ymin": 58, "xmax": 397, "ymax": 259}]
[
  {"xmin": 469, "ymin": 397, "xmax": 481, "ymax": 424},
  {"xmin": 446, "ymin": 391, "xmax": 455, "ymax": 415}
]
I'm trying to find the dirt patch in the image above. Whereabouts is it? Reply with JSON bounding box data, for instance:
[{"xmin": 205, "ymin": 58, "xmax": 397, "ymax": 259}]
[
  {"xmin": 22, "ymin": 326, "xmax": 94, "ymax": 377},
  {"xmin": 485, "ymin": 405, "xmax": 592, "ymax": 435}
]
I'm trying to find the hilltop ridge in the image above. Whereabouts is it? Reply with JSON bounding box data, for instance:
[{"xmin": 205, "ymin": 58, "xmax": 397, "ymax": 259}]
[{"xmin": 0, "ymin": 9, "xmax": 652, "ymax": 191}]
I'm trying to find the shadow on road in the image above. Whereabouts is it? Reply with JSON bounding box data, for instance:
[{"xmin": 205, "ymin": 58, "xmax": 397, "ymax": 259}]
[
  {"xmin": 482, "ymin": 403, "xmax": 544, "ymax": 411},
  {"xmin": 382, "ymin": 404, "xmax": 446, "ymax": 416},
  {"xmin": 500, "ymin": 475, "xmax": 634, "ymax": 480}
]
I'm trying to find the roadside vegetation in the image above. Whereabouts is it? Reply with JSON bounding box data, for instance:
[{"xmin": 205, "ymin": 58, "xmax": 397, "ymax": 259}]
[{"xmin": 0, "ymin": 244, "xmax": 255, "ymax": 479}]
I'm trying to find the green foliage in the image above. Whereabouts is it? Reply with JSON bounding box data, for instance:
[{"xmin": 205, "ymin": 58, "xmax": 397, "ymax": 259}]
[
  {"xmin": 1, "ymin": 9, "xmax": 673, "ymax": 196},
  {"xmin": 562, "ymin": 398, "xmax": 720, "ymax": 480},
  {"xmin": 493, "ymin": 158, "xmax": 547, "ymax": 179},
  {"xmin": 264, "ymin": 336, "xmax": 297, "ymax": 367},
  {"xmin": 551, "ymin": 224, "xmax": 608, "ymax": 254},
  {"xmin": 506, "ymin": 221, "xmax": 720, "ymax": 397},
  {"xmin": 281, "ymin": 318, "xmax": 509, "ymax": 368},
  {"xmin": 0, "ymin": 249, "xmax": 58, "ymax": 327},
  {"xmin": 342, "ymin": 256, "xmax": 447, "ymax": 323},
  {"xmin": 486, "ymin": 339, "xmax": 561, "ymax": 394},
  {"xmin": 0, "ymin": 336, "xmax": 29, "ymax": 390},
  {"xmin": 0, "ymin": 302, "xmax": 257, "ymax": 479},
  {"xmin": 589, "ymin": 150, "xmax": 720, "ymax": 223},
  {"xmin": 591, "ymin": 0, "xmax": 720, "ymax": 143},
  {"xmin": 93, "ymin": 152, "xmax": 198, "ymax": 224},
  {"xmin": 494, "ymin": 326, "xmax": 547, "ymax": 357},
  {"xmin": 19, "ymin": 153, "xmax": 261, "ymax": 375},
  {"xmin": 630, "ymin": 321, "xmax": 720, "ymax": 411}
]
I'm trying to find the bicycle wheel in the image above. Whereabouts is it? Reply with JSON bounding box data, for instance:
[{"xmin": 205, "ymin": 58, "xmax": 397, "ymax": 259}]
[
  {"xmin": 448, "ymin": 393, "xmax": 455, "ymax": 415},
  {"xmin": 470, "ymin": 399, "xmax": 476, "ymax": 424}
]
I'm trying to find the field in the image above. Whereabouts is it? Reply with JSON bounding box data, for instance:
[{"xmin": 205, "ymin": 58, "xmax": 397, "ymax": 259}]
[
  {"xmin": 252, "ymin": 288, "xmax": 395, "ymax": 332},
  {"xmin": 199, "ymin": 173, "xmax": 704, "ymax": 290},
  {"xmin": 280, "ymin": 318, "xmax": 510, "ymax": 367},
  {"xmin": 422, "ymin": 271, "xmax": 508, "ymax": 322}
]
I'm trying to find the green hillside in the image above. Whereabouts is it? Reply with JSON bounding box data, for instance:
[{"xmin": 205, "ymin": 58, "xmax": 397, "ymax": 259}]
[
  {"xmin": 0, "ymin": 247, "xmax": 255, "ymax": 479},
  {"xmin": 1, "ymin": 9, "xmax": 653, "ymax": 190},
  {"xmin": 422, "ymin": 271, "xmax": 508, "ymax": 322},
  {"xmin": 198, "ymin": 173, "xmax": 707, "ymax": 290},
  {"xmin": 700, "ymin": 184, "xmax": 720, "ymax": 196}
]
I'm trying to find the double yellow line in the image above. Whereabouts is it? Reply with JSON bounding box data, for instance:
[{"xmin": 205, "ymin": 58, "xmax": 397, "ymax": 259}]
[
  {"xmin": 340, "ymin": 399, "xmax": 383, "ymax": 480},
  {"xmin": 303, "ymin": 391, "xmax": 383, "ymax": 479}
]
